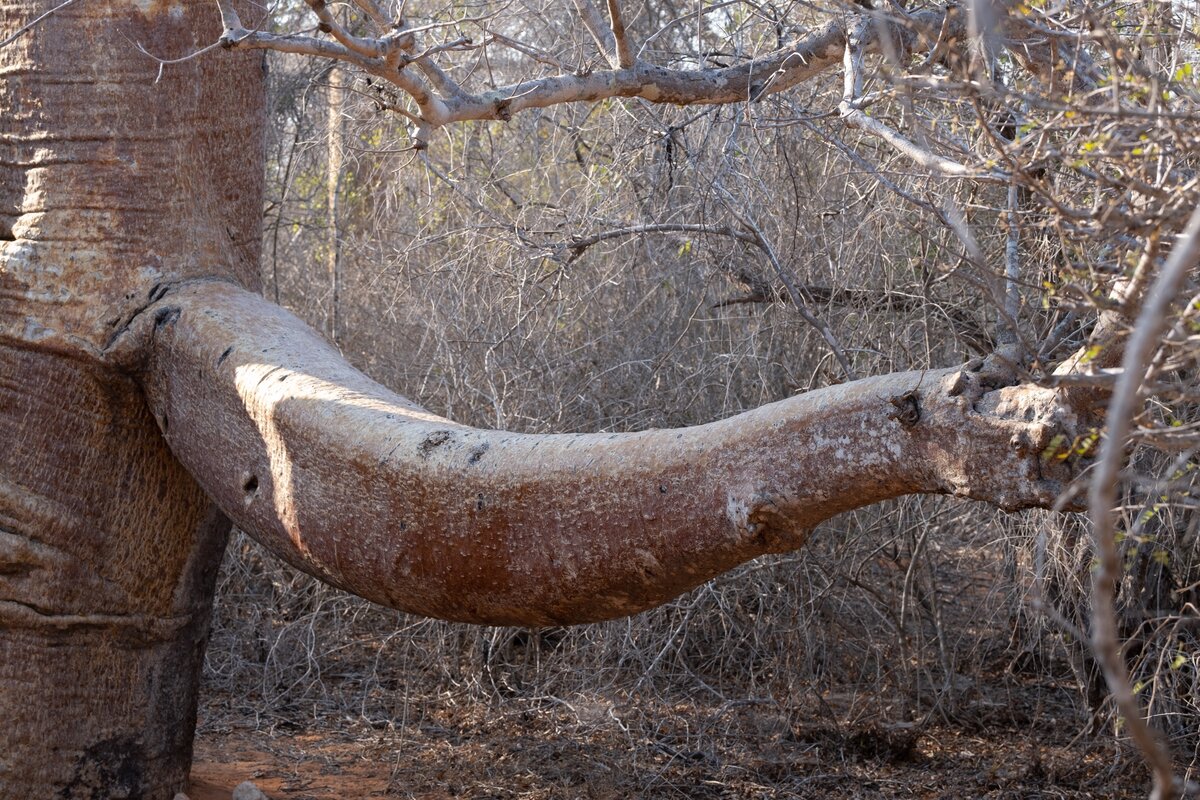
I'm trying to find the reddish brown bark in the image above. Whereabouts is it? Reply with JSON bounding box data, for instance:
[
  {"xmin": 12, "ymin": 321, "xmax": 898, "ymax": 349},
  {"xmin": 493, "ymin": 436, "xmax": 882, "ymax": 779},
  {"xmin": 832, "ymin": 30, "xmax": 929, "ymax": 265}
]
[
  {"xmin": 132, "ymin": 282, "xmax": 1081, "ymax": 628},
  {"xmin": 1, "ymin": 0, "xmax": 262, "ymax": 795}
]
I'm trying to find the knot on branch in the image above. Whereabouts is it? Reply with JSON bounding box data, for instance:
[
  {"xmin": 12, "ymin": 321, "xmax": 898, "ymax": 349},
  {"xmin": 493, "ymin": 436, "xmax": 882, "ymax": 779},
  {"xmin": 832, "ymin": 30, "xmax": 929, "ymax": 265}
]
[
  {"xmin": 726, "ymin": 491, "xmax": 809, "ymax": 552},
  {"xmin": 940, "ymin": 380, "xmax": 1086, "ymax": 512},
  {"xmin": 944, "ymin": 347, "xmax": 1024, "ymax": 406},
  {"xmin": 888, "ymin": 389, "xmax": 921, "ymax": 429}
]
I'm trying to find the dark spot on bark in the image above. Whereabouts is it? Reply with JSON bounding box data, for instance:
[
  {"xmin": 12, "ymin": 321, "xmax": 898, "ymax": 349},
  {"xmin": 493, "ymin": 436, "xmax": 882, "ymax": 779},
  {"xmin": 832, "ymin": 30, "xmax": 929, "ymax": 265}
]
[
  {"xmin": 152, "ymin": 306, "xmax": 180, "ymax": 331},
  {"xmin": 252, "ymin": 367, "xmax": 278, "ymax": 388},
  {"xmin": 399, "ymin": 521, "xmax": 407, "ymax": 531},
  {"xmin": 318, "ymin": 20, "xmax": 332, "ymax": 32},
  {"xmin": 419, "ymin": 429, "xmax": 452, "ymax": 456},
  {"xmin": 467, "ymin": 442, "xmax": 490, "ymax": 464},
  {"xmin": 216, "ymin": 346, "xmax": 233, "ymax": 367},
  {"xmin": 476, "ymin": 494, "xmax": 486, "ymax": 511},
  {"xmin": 278, "ymin": 373, "xmax": 289, "ymax": 381},
  {"xmin": 495, "ymin": 99, "xmax": 513, "ymax": 121},
  {"xmin": 160, "ymin": 415, "xmax": 169, "ymax": 433},
  {"xmin": 887, "ymin": 390, "xmax": 921, "ymax": 429},
  {"xmin": 243, "ymin": 474, "xmax": 259, "ymax": 495},
  {"xmin": 60, "ymin": 736, "xmax": 145, "ymax": 799},
  {"xmin": 147, "ymin": 283, "xmax": 168, "ymax": 302}
]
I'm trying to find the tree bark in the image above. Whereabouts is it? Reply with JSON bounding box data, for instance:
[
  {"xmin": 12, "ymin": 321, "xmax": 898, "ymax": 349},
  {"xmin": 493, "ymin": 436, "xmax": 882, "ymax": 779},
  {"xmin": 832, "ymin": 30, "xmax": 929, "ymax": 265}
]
[
  {"xmin": 0, "ymin": 0, "xmax": 262, "ymax": 795},
  {"xmin": 326, "ymin": 61, "xmax": 344, "ymax": 343},
  {"xmin": 130, "ymin": 281, "xmax": 1083, "ymax": 627}
]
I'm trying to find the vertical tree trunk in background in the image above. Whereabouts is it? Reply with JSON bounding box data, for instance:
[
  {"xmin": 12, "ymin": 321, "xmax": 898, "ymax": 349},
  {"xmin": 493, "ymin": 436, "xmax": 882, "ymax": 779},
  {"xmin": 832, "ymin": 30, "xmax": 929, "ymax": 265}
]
[
  {"xmin": 0, "ymin": 1, "xmax": 264, "ymax": 795},
  {"xmin": 327, "ymin": 63, "xmax": 344, "ymax": 344}
]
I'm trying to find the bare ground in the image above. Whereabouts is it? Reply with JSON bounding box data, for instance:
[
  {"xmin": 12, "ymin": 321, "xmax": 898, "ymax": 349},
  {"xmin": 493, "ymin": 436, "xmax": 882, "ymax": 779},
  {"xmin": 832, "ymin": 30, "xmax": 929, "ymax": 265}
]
[
  {"xmin": 190, "ymin": 518, "xmax": 1153, "ymax": 799},
  {"xmin": 191, "ymin": 654, "xmax": 1147, "ymax": 798}
]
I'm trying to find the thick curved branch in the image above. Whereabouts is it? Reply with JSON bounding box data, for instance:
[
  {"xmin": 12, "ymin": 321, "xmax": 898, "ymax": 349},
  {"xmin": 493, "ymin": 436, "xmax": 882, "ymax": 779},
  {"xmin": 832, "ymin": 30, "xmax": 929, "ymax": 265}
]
[{"xmin": 135, "ymin": 282, "xmax": 1080, "ymax": 628}]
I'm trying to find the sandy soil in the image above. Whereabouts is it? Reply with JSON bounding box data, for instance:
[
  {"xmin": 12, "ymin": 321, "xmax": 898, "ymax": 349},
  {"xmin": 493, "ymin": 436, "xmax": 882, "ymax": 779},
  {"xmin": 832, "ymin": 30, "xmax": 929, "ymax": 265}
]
[{"xmin": 190, "ymin": 692, "xmax": 1146, "ymax": 799}]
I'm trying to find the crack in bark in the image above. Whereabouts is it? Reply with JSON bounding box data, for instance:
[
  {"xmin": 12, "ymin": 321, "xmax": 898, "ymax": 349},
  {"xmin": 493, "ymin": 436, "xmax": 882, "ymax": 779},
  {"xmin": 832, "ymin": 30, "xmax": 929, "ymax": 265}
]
[
  {"xmin": 0, "ymin": 598, "xmax": 194, "ymax": 644},
  {"xmin": 101, "ymin": 277, "xmax": 240, "ymax": 366}
]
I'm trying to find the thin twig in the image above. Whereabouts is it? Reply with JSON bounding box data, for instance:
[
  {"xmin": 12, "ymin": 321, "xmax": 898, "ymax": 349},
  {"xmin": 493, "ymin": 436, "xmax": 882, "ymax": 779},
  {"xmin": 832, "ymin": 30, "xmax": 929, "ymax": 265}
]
[
  {"xmin": 712, "ymin": 181, "xmax": 857, "ymax": 381},
  {"xmin": 0, "ymin": 0, "xmax": 82, "ymax": 48}
]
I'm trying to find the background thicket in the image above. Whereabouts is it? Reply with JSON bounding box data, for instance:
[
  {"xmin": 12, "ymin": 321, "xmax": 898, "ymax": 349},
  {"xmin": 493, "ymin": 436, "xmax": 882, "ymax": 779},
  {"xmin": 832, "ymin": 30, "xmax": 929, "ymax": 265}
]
[{"xmin": 198, "ymin": 1, "xmax": 1200, "ymax": 794}]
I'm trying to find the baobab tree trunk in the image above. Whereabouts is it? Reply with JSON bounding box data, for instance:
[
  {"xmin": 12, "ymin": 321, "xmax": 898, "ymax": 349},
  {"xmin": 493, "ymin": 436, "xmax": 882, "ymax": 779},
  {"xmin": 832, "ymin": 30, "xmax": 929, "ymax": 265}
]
[
  {"xmin": 1, "ymin": 0, "xmax": 1090, "ymax": 797},
  {"xmin": 0, "ymin": 0, "xmax": 263, "ymax": 795}
]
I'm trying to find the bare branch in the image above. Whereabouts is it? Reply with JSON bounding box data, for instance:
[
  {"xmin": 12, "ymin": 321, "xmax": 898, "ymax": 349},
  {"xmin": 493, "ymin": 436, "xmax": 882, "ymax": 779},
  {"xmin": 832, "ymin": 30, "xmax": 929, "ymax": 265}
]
[
  {"xmin": 835, "ymin": 101, "xmax": 993, "ymax": 179},
  {"xmin": 134, "ymin": 39, "xmax": 224, "ymax": 83},
  {"xmin": 411, "ymin": 56, "xmax": 466, "ymax": 101},
  {"xmin": 225, "ymin": 6, "xmax": 963, "ymax": 148},
  {"xmin": 0, "ymin": 0, "xmax": 81, "ymax": 48},
  {"xmin": 572, "ymin": 0, "xmax": 619, "ymax": 68},
  {"xmin": 1002, "ymin": 180, "xmax": 1021, "ymax": 346},
  {"xmin": 559, "ymin": 222, "xmax": 757, "ymax": 264},
  {"xmin": 1087, "ymin": 206, "xmax": 1200, "ymax": 800},
  {"xmin": 138, "ymin": 283, "xmax": 1081, "ymax": 627},
  {"xmin": 712, "ymin": 182, "xmax": 857, "ymax": 381},
  {"xmin": 304, "ymin": 0, "xmax": 383, "ymax": 59},
  {"xmin": 219, "ymin": 20, "xmax": 449, "ymax": 142},
  {"xmin": 937, "ymin": 198, "xmax": 1033, "ymax": 357},
  {"xmin": 606, "ymin": 0, "xmax": 635, "ymax": 69},
  {"xmin": 838, "ymin": 18, "xmax": 1000, "ymax": 181},
  {"xmin": 349, "ymin": 0, "xmax": 393, "ymax": 30},
  {"xmin": 486, "ymin": 30, "xmax": 573, "ymax": 72}
]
